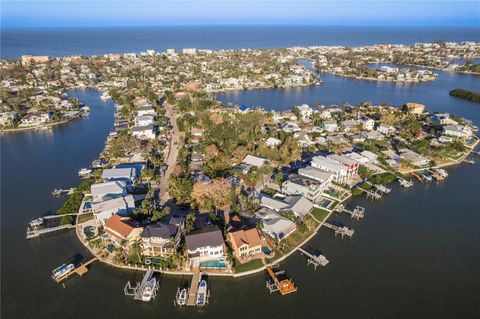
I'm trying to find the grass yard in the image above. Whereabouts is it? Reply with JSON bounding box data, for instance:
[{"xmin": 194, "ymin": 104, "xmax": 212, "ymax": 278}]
[
  {"xmin": 310, "ymin": 207, "xmax": 330, "ymax": 222},
  {"xmin": 234, "ymin": 259, "xmax": 264, "ymax": 273}
]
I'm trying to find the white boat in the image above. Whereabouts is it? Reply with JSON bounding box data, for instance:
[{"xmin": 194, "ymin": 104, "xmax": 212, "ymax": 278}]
[
  {"xmin": 52, "ymin": 263, "xmax": 75, "ymax": 281},
  {"xmin": 78, "ymin": 168, "xmax": 92, "ymax": 177},
  {"xmin": 399, "ymin": 179, "xmax": 414, "ymax": 188},
  {"xmin": 141, "ymin": 278, "xmax": 157, "ymax": 302},
  {"xmin": 100, "ymin": 92, "xmax": 111, "ymax": 100},
  {"xmin": 177, "ymin": 288, "xmax": 188, "ymax": 306},
  {"xmin": 195, "ymin": 280, "xmax": 208, "ymax": 306},
  {"xmin": 29, "ymin": 217, "xmax": 45, "ymax": 228}
]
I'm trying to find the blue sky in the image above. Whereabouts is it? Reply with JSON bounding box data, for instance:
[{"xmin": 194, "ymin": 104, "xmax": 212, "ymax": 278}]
[{"xmin": 2, "ymin": 0, "xmax": 479, "ymax": 27}]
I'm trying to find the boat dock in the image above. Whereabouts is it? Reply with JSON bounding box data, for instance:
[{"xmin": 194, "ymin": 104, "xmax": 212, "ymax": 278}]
[
  {"xmin": 124, "ymin": 269, "xmax": 159, "ymax": 301},
  {"xmin": 335, "ymin": 204, "xmax": 365, "ymax": 220},
  {"xmin": 298, "ymin": 247, "xmax": 329, "ymax": 270},
  {"xmin": 26, "ymin": 223, "xmax": 74, "ymax": 239},
  {"xmin": 265, "ymin": 266, "xmax": 297, "ymax": 296},
  {"xmin": 363, "ymin": 188, "xmax": 383, "ymax": 200},
  {"xmin": 411, "ymin": 172, "xmax": 424, "ymax": 183},
  {"xmin": 462, "ymin": 158, "xmax": 475, "ymax": 165},
  {"xmin": 428, "ymin": 170, "xmax": 446, "ymax": 181},
  {"xmin": 186, "ymin": 272, "xmax": 200, "ymax": 306},
  {"xmin": 55, "ymin": 257, "xmax": 98, "ymax": 283},
  {"xmin": 373, "ymin": 184, "xmax": 391, "ymax": 194},
  {"xmin": 323, "ymin": 222, "xmax": 354, "ymax": 238},
  {"xmin": 398, "ymin": 178, "xmax": 414, "ymax": 188},
  {"xmin": 52, "ymin": 188, "xmax": 75, "ymax": 197}
]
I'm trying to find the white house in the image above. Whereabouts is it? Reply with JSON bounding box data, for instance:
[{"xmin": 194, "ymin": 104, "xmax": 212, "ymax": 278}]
[
  {"xmin": 132, "ymin": 124, "xmax": 156, "ymax": 140},
  {"xmin": 101, "ymin": 167, "xmax": 136, "ymax": 184},
  {"xmin": 361, "ymin": 118, "xmax": 375, "ymax": 131},
  {"xmin": 137, "ymin": 107, "xmax": 156, "ymax": 116},
  {"xmin": 90, "ymin": 181, "xmax": 127, "ymax": 202},
  {"xmin": 255, "ymin": 207, "xmax": 296, "ymax": 241},
  {"xmin": 323, "ymin": 120, "xmax": 338, "ymax": 132},
  {"xmin": 311, "ymin": 155, "xmax": 349, "ymax": 183},
  {"xmin": 265, "ymin": 137, "xmax": 282, "ymax": 148},
  {"xmin": 443, "ymin": 125, "xmax": 472, "ymax": 138},
  {"xmin": 377, "ymin": 124, "xmax": 396, "ymax": 135},
  {"xmin": 92, "ymin": 195, "xmax": 135, "ymax": 224},
  {"xmin": 295, "ymin": 104, "xmax": 313, "ymax": 120},
  {"xmin": 243, "ymin": 155, "xmax": 267, "ymax": 167},
  {"xmin": 282, "ymin": 122, "xmax": 301, "ymax": 133},
  {"xmin": 185, "ymin": 226, "xmax": 226, "ymax": 269},
  {"xmin": 134, "ymin": 115, "xmax": 154, "ymax": 127}
]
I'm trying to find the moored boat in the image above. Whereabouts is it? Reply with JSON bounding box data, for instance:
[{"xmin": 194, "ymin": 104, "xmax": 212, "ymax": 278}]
[
  {"xmin": 141, "ymin": 278, "xmax": 157, "ymax": 302},
  {"xmin": 78, "ymin": 168, "xmax": 92, "ymax": 177},
  {"xmin": 421, "ymin": 172, "xmax": 433, "ymax": 182},
  {"xmin": 52, "ymin": 263, "xmax": 75, "ymax": 281},
  {"xmin": 195, "ymin": 279, "xmax": 208, "ymax": 306},
  {"xmin": 177, "ymin": 288, "xmax": 188, "ymax": 306},
  {"xmin": 29, "ymin": 217, "xmax": 45, "ymax": 228}
]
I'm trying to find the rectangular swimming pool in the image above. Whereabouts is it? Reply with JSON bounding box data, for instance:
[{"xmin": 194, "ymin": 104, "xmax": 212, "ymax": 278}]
[{"xmin": 199, "ymin": 259, "xmax": 227, "ymax": 269}]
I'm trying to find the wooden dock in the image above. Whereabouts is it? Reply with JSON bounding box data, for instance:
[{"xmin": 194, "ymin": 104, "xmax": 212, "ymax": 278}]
[
  {"xmin": 265, "ymin": 266, "xmax": 297, "ymax": 296},
  {"xmin": 55, "ymin": 257, "xmax": 97, "ymax": 283},
  {"xmin": 186, "ymin": 271, "xmax": 201, "ymax": 306},
  {"xmin": 298, "ymin": 247, "xmax": 329, "ymax": 270},
  {"xmin": 26, "ymin": 224, "xmax": 74, "ymax": 239},
  {"xmin": 52, "ymin": 188, "xmax": 75, "ymax": 197},
  {"xmin": 323, "ymin": 222, "xmax": 354, "ymax": 238},
  {"xmin": 335, "ymin": 204, "xmax": 365, "ymax": 220}
]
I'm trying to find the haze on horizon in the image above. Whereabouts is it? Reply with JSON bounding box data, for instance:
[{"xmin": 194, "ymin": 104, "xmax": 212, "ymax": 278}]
[{"xmin": 2, "ymin": 0, "xmax": 479, "ymax": 28}]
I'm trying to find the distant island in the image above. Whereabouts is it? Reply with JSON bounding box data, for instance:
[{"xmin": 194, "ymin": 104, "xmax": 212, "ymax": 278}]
[{"xmin": 449, "ymin": 88, "xmax": 480, "ymax": 103}]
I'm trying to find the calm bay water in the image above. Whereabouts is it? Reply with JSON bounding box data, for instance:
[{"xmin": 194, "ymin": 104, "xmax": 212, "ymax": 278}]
[
  {"xmin": 1, "ymin": 27, "xmax": 480, "ymax": 319},
  {"xmin": 1, "ymin": 26, "xmax": 480, "ymax": 59}
]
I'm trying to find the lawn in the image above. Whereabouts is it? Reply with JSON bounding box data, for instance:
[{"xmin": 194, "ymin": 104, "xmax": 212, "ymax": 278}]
[
  {"xmin": 77, "ymin": 212, "xmax": 94, "ymax": 224},
  {"xmin": 234, "ymin": 259, "xmax": 264, "ymax": 273},
  {"xmin": 310, "ymin": 207, "xmax": 330, "ymax": 222}
]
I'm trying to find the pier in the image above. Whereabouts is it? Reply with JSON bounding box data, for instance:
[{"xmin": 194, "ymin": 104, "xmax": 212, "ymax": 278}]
[
  {"xmin": 52, "ymin": 188, "xmax": 75, "ymax": 197},
  {"xmin": 265, "ymin": 266, "xmax": 297, "ymax": 296},
  {"xmin": 364, "ymin": 188, "xmax": 382, "ymax": 200},
  {"xmin": 124, "ymin": 269, "xmax": 159, "ymax": 301},
  {"xmin": 398, "ymin": 178, "xmax": 414, "ymax": 188},
  {"xmin": 373, "ymin": 184, "xmax": 391, "ymax": 194},
  {"xmin": 323, "ymin": 222, "xmax": 354, "ymax": 238},
  {"xmin": 26, "ymin": 223, "xmax": 74, "ymax": 239},
  {"xmin": 298, "ymin": 247, "xmax": 329, "ymax": 270},
  {"xmin": 184, "ymin": 272, "xmax": 210, "ymax": 307},
  {"xmin": 335, "ymin": 204, "xmax": 365, "ymax": 220},
  {"xmin": 55, "ymin": 257, "xmax": 98, "ymax": 283}
]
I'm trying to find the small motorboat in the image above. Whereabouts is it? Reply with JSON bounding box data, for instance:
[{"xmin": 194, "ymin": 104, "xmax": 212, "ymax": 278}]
[
  {"xmin": 78, "ymin": 168, "xmax": 92, "ymax": 177},
  {"xmin": 421, "ymin": 173, "xmax": 433, "ymax": 182},
  {"xmin": 141, "ymin": 278, "xmax": 157, "ymax": 302},
  {"xmin": 29, "ymin": 217, "xmax": 45, "ymax": 228},
  {"xmin": 195, "ymin": 279, "xmax": 208, "ymax": 306},
  {"xmin": 177, "ymin": 288, "xmax": 188, "ymax": 306},
  {"xmin": 52, "ymin": 263, "xmax": 75, "ymax": 281}
]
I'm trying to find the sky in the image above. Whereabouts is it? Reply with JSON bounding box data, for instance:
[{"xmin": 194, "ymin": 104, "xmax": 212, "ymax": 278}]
[{"xmin": 1, "ymin": 0, "xmax": 479, "ymax": 28}]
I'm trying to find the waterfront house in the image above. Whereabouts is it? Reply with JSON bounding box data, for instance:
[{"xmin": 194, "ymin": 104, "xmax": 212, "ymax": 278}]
[
  {"xmin": 326, "ymin": 154, "xmax": 360, "ymax": 177},
  {"xmin": 185, "ymin": 226, "xmax": 226, "ymax": 269},
  {"xmin": 443, "ymin": 125, "xmax": 472, "ymax": 138},
  {"xmin": 228, "ymin": 227, "xmax": 263, "ymax": 263},
  {"xmin": 90, "ymin": 181, "xmax": 127, "ymax": 202},
  {"xmin": 311, "ymin": 155, "xmax": 349, "ymax": 183},
  {"xmin": 141, "ymin": 222, "xmax": 182, "ymax": 257},
  {"xmin": 361, "ymin": 118, "xmax": 375, "ymax": 131},
  {"xmin": 298, "ymin": 166, "xmax": 334, "ymax": 186},
  {"xmin": 92, "ymin": 195, "xmax": 135, "ymax": 224},
  {"xmin": 136, "ymin": 106, "xmax": 156, "ymax": 116},
  {"xmin": 281, "ymin": 174, "xmax": 324, "ymax": 203},
  {"xmin": 360, "ymin": 150, "xmax": 379, "ymax": 163},
  {"xmin": 104, "ymin": 214, "xmax": 142, "ymax": 245},
  {"xmin": 283, "ymin": 195, "xmax": 314, "ymax": 218},
  {"xmin": 294, "ymin": 104, "xmax": 313, "ymax": 120},
  {"xmin": 101, "ymin": 167, "xmax": 136, "ymax": 184},
  {"xmin": 242, "ymin": 154, "xmax": 267, "ymax": 167},
  {"xmin": 255, "ymin": 207, "xmax": 297, "ymax": 242},
  {"xmin": 404, "ymin": 102, "xmax": 426, "ymax": 114},
  {"xmin": 399, "ymin": 149, "xmax": 430, "ymax": 167},
  {"xmin": 134, "ymin": 115, "xmax": 154, "ymax": 127},
  {"xmin": 132, "ymin": 124, "xmax": 156, "ymax": 140},
  {"xmin": 259, "ymin": 194, "xmax": 290, "ymax": 211}
]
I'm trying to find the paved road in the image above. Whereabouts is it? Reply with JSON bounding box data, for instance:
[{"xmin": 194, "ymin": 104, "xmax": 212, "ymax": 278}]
[{"xmin": 158, "ymin": 101, "xmax": 180, "ymax": 204}]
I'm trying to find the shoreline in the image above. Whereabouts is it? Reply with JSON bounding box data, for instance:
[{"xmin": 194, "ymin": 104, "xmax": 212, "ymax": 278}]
[{"xmin": 1, "ymin": 114, "xmax": 86, "ymax": 134}]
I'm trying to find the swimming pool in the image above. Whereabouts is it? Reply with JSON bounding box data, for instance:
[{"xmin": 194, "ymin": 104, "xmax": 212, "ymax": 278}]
[
  {"xmin": 262, "ymin": 246, "xmax": 271, "ymax": 254},
  {"xmin": 84, "ymin": 202, "xmax": 92, "ymax": 209},
  {"xmin": 320, "ymin": 198, "xmax": 332, "ymax": 208},
  {"xmin": 199, "ymin": 259, "xmax": 227, "ymax": 269}
]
